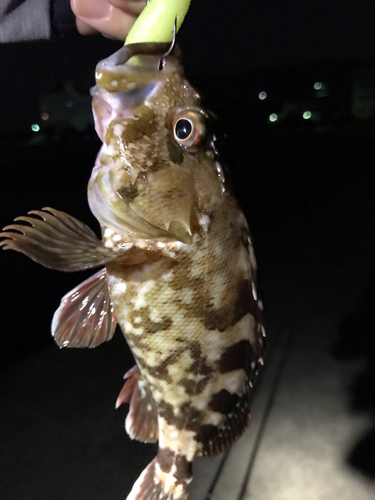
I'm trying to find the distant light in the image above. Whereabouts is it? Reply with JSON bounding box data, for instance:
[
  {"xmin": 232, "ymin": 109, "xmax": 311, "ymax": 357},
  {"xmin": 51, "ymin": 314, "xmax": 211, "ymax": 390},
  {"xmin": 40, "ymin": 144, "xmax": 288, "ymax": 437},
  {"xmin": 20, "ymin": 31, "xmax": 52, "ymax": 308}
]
[
  {"xmin": 303, "ymin": 111, "xmax": 312, "ymax": 120},
  {"xmin": 65, "ymin": 100, "xmax": 73, "ymax": 108},
  {"xmin": 314, "ymin": 82, "xmax": 323, "ymax": 90},
  {"xmin": 41, "ymin": 112, "xmax": 49, "ymax": 121},
  {"xmin": 31, "ymin": 124, "xmax": 40, "ymax": 132},
  {"xmin": 269, "ymin": 113, "xmax": 278, "ymax": 123},
  {"xmin": 259, "ymin": 91, "xmax": 267, "ymax": 100}
]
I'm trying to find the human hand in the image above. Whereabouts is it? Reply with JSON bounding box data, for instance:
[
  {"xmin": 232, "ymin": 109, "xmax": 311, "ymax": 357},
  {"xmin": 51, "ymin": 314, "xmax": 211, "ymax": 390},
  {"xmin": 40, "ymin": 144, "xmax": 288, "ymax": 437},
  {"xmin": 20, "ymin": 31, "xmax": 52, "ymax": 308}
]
[{"xmin": 71, "ymin": 0, "xmax": 146, "ymax": 40}]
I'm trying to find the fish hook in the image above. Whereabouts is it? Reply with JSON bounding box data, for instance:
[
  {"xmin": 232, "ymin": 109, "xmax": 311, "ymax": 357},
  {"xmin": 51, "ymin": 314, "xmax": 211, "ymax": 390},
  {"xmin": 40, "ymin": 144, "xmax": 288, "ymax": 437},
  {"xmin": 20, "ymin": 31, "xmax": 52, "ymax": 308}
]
[{"xmin": 158, "ymin": 18, "xmax": 177, "ymax": 70}]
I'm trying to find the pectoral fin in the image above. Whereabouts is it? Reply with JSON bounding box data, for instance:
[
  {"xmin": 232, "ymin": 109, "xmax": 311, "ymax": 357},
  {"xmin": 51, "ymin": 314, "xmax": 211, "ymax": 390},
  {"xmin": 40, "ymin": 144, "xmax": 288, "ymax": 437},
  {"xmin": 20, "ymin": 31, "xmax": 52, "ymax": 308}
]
[
  {"xmin": 52, "ymin": 268, "xmax": 116, "ymax": 348},
  {"xmin": 0, "ymin": 207, "xmax": 135, "ymax": 271}
]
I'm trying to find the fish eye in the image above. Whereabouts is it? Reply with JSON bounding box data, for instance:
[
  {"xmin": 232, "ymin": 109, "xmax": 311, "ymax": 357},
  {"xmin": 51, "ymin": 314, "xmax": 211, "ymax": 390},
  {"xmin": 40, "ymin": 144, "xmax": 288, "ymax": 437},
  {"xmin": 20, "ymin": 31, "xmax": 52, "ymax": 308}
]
[
  {"xmin": 175, "ymin": 119, "xmax": 193, "ymax": 140},
  {"xmin": 171, "ymin": 108, "xmax": 206, "ymax": 150}
]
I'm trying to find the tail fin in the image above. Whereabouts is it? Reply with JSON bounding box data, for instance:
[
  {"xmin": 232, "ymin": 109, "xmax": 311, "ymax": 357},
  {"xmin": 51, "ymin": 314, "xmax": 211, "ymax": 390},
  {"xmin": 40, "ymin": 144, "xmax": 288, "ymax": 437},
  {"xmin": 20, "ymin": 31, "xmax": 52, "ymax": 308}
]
[{"xmin": 126, "ymin": 450, "xmax": 193, "ymax": 500}]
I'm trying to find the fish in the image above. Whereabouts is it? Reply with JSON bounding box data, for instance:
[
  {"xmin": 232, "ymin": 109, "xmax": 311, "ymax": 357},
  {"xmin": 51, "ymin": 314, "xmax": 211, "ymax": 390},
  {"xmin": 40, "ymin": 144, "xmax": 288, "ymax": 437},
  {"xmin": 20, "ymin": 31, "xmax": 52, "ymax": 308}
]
[{"xmin": 0, "ymin": 42, "xmax": 265, "ymax": 500}]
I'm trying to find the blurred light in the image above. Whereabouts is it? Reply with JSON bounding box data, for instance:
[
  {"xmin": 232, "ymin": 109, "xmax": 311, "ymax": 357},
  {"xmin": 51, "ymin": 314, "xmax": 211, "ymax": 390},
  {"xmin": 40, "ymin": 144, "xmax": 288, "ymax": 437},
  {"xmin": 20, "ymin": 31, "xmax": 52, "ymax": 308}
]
[
  {"xmin": 65, "ymin": 100, "xmax": 73, "ymax": 108},
  {"xmin": 41, "ymin": 112, "xmax": 49, "ymax": 121},
  {"xmin": 269, "ymin": 113, "xmax": 278, "ymax": 123},
  {"xmin": 31, "ymin": 124, "xmax": 40, "ymax": 132},
  {"xmin": 314, "ymin": 82, "xmax": 323, "ymax": 90},
  {"xmin": 303, "ymin": 111, "xmax": 312, "ymax": 120},
  {"xmin": 259, "ymin": 91, "xmax": 267, "ymax": 100}
]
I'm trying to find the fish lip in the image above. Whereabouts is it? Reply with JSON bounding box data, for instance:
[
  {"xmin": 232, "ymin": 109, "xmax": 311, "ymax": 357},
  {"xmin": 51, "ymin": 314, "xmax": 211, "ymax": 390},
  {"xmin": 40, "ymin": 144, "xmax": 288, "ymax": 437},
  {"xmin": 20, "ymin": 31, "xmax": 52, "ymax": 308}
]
[
  {"xmin": 100, "ymin": 42, "xmax": 180, "ymax": 66},
  {"xmin": 96, "ymin": 42, "xmax": 182, "ymax": 75}
]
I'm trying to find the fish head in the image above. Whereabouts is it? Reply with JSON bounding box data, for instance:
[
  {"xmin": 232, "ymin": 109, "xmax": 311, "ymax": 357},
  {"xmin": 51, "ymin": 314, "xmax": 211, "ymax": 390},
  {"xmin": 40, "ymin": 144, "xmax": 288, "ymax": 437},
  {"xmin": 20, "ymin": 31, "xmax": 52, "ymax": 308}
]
[{"xmin": 89, "ymin": 43, "xmax": 226, "ymax": 244}]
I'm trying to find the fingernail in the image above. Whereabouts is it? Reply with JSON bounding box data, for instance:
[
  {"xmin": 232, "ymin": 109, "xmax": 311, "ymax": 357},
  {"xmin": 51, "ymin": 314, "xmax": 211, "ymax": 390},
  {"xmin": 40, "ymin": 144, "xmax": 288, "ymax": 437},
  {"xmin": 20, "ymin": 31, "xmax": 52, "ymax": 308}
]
[{"xmin": 72, "ymin": 0, "xmax": 112, "ymax": 19}]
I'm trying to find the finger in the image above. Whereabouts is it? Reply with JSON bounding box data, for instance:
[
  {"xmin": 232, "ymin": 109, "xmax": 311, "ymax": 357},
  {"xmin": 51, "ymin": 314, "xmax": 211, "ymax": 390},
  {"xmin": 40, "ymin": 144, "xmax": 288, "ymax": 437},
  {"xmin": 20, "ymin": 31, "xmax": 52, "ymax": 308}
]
[
  {"xmin": 71, "ymin": 0, "xmax": 146, "ymax": 20},
  {"xmin": 75, "ymin": 18, "xmax": 100, "ymax": 35},
  {"xmin": 71, "ymin": 0, "xmax": 111, "ymax": 19},
  {"xmin": 71, "ymin": 0, "xmax": 146, "ymax": 41},
  {"xmin": 78, "ymin": 9, "xmax": 140, "ymax": 40},
  {"xmin": 109, "ymin": 0, "xmax": 146, "ymax": 16}
]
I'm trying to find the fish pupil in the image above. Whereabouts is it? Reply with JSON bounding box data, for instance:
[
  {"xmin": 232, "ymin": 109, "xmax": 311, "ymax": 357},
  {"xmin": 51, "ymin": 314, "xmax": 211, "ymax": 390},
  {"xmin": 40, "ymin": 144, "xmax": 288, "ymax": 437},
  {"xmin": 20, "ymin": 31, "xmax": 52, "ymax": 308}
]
[{"xmin": 175, "ymin": 119, "xmax": 192, "ymax": 140}]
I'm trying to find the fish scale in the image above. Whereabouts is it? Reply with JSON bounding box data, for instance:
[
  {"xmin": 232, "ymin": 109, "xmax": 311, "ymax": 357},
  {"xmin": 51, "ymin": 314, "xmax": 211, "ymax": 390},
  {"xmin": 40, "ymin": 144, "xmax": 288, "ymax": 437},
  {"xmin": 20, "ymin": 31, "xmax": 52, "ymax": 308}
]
[{"xmin": 0, "ymin": 42, "xmax": 264, "ymax": 500}]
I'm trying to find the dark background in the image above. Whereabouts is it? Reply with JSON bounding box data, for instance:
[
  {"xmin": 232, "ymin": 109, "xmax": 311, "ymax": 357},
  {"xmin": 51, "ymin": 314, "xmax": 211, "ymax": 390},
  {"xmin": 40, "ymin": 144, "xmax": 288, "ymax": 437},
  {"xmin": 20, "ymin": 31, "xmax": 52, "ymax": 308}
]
[
  {"xmin": 1, "ymin": 0, "xmax": 375, "ymax": 498},
  {"xmin": 2, "ymin": 0, "xmax": 375, "ymax": 131}
]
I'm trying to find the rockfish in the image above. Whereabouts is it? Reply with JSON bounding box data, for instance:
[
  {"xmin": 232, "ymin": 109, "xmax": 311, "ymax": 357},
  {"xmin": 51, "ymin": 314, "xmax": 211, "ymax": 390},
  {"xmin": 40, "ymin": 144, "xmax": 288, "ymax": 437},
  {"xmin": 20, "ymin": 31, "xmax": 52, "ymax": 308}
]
[{"xmin": 0, "ymin": 43, "xmax": 265, "ymax": 500}]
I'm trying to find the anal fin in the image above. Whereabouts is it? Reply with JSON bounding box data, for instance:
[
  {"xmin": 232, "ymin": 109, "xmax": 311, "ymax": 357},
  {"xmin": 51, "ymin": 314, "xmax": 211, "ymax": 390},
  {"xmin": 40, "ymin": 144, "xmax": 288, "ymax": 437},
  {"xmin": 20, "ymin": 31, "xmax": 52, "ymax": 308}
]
[
  {"xmin": 116, "ymin": 366, "xmax": 158, "ymax": 443},
  {"xmin": 52, "ymin": 268, "xmax": 117, "ymax": 348}
]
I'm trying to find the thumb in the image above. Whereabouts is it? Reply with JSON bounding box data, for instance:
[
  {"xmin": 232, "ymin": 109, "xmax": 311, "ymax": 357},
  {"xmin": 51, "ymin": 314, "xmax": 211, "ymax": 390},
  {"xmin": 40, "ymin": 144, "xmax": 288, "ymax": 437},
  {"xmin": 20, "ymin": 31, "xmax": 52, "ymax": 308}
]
[{"xmin": 71, "ymin": 0, "xmax": 146, "ymax": 40}]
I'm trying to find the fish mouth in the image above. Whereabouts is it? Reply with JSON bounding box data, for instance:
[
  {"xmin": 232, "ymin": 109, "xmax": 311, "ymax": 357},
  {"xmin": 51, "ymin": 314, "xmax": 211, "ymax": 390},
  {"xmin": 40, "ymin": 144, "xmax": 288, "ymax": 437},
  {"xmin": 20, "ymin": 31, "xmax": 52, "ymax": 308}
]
[
  {"xmin": 88, "ymin": 163, "xmax": 196, "ymax": 245},
  {"xmin": 98, "ymin": 42, "xmax": 182, "ymax": 70},
  {"xmin": 95, "ymin": 42, "xmax": 183, "ymax": 92},
  {"xmin": 91, "ymin": 42, "xmax": 182, "ymax": 140}
]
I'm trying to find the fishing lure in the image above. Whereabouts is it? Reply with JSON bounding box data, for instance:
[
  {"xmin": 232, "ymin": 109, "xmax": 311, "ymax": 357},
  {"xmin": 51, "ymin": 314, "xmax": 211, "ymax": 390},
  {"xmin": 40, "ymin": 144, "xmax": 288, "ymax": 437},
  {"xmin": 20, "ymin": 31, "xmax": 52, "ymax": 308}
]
[{"xmin": 0, "ymin": 41, "xmax": 264, "ymax": 500}]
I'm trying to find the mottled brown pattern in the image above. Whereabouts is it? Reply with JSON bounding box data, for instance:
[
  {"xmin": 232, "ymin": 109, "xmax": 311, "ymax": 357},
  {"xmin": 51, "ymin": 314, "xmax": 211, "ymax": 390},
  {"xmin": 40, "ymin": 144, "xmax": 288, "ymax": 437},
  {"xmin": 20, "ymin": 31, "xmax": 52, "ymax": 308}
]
[
  {"xmin": 167, "ymin": 136, "xmax": 184, "ymax": 164},
  {"xmin": 197, "ymin": 389, "xmax": 251, "ymax": 457},
  {"xmin": 156, "ymin": 449, "xmax": 193, "ymax": 485},
  {"xmin": 195, "ymin": 424, "xmax": 217, "ymax": 447},
  {"xmin": 174, "ymin": 455, "xmax": 193, "ymax": 484},
  {"xmin": 121, "ymin": 114, "xmax": 158, "ymax": 143},
  {"xmin": 178, "ymin": 402, "xmax": 205, "ymax": 430},
  {"xmin": 106, "ymin": 198, "xmax": 263, "ymax": 447},
  {"xmin": 180, "ymin": 377, "xmax": 210, "ymax": 396},
  {"xmin": 140, "ymin": 354, "xmax": 175, "ymax": 384},
  {"xmin": 91, "ymin": 43, "xmax": 265, "ymax": 491},
  {"xmin": 117, "ymin": 184, "xmax": 139, "ymax": 201},
  {"xmin": 168, "ymin": 264, "xmax": 204, "ymax": 293},
  {"xmin": 208, "ymin": 389, "xmax": 239, "ymax": 414},
  {"xmin": 128, "ymin": 305, "xmax": 174, "ymax": 335},
  {"xmin": 187, "ymin": 342, "xmax": 213, "ymax": 374},
  {"xmin": 157, "ymin": 447, "xmax": 175, "ymax": 473},
  {"xmin": 179, "ymin": 342, "xmax": 213, "ymax": 394},
  {"xmin": 121, "ymin": 314, "xmax": 175, "ymax": 363},
  {"xmin": 106, "ymin": 199, "xmax": 263, "ymax": 459},
  {"xmin": 145, "ymin": 316, "xmax": 173, "ymax": 334},
  {"xmin": 203, "ymin": 279, "xmax": 255, "ymax": 332},
  {"xmin": 219, "ymin": 339, "xmax": 253, "ymax": 375},
  {"xmin": 156, "ymin": 400, "xmax": 185, "ymax": 429},
  {"xmin": 157, "ymin": 400, "xmax": 202, "ymax": 432}
]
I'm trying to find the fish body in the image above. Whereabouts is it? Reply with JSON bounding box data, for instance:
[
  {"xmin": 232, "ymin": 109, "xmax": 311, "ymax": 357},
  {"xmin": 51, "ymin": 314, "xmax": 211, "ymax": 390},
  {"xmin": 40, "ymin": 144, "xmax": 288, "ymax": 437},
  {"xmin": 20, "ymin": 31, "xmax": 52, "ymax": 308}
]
[{"xmin": 0, "ymin": 43, "xmax": 264, "ymax": 500}]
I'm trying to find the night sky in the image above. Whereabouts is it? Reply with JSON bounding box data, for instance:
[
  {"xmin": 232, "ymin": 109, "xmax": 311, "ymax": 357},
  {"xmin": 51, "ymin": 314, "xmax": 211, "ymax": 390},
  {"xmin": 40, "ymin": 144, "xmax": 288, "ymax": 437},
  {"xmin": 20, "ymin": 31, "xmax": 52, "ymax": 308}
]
[{"xmin": 1, "ymin": 0, "xmax": 375, "ymax": 130}]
